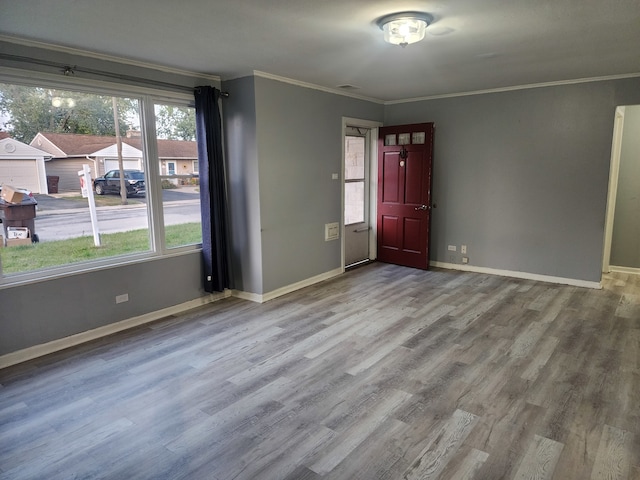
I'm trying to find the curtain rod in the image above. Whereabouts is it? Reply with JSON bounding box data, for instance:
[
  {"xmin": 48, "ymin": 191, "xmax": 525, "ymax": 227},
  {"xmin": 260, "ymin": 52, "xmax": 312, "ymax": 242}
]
[{"xmin": 0, "ymin": 53, "xmax": 229, "ymax": 97}]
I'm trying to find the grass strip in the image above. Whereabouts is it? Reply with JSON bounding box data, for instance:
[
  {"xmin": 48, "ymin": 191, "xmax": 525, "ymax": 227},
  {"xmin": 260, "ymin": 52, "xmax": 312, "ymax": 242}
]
[{"xmin": 1, "ymin": 223, "xmax": 201, "ymax": 274}]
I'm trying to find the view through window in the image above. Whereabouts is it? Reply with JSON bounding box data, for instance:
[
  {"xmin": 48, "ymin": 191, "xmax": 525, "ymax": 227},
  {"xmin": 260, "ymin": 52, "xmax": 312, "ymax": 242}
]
[
  {"xmin": 154, "ymin": 103, "xmax": 202, "ymax": 249},
  {"xmin": 0, "ymin": 82, "xmax": 202, "ymax": 278},
  {"xmin": 344, "ymin": 135, "xmax": 366, "ymax": 225}
]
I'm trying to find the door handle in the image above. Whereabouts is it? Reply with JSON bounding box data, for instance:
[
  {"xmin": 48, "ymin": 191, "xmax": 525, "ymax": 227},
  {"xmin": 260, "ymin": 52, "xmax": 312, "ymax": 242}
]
[
  {"xmin": 353, "ymin": 226, "xmax": 370, "ymax": 233},
  {"xmin": 414, "ymin": 204, "xmax": 429, "ymax": 211}
]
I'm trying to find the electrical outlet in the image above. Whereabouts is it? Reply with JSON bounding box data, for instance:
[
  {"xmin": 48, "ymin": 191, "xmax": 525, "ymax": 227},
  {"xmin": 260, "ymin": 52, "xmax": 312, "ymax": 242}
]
[
  {"xmin": 115, "ymin": 293, "xmax": 129, "ymax": 304},
  {"xmin": 448, "ymin": 245, "xmax": 457, "ymax": 252},
  {"xmin": 461, "ymin": 245, "xmax": 467, "ymax": 254},
  {"xmin": 462, "ymin": 257, "xmax": 469, "ymax": 264}
]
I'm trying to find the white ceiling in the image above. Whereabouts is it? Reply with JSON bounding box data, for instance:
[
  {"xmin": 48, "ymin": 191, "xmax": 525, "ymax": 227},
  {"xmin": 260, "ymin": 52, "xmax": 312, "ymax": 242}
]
[{"xmin": 1, "ymin": 0, "xmax": 639, "ymax": 101}]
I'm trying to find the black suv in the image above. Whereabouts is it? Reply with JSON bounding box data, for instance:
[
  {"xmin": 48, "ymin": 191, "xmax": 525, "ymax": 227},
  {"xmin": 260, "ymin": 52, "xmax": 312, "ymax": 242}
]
[{"xmin": 94, "ymin": 170, "xmax": 146, "ymax": 197}]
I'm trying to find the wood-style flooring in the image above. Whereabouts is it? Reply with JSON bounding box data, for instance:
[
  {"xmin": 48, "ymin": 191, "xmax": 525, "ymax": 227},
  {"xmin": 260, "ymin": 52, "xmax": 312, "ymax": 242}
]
[{"xmin": 1, "ymin": 263, "xmax": 639, "ymax": 479}]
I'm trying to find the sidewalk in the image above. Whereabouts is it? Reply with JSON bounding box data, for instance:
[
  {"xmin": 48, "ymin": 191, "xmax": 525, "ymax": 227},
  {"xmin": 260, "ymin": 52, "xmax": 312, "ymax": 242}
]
[{"xmin": 34, "ymin": 186, "xmax": 200, "ymax": 214}]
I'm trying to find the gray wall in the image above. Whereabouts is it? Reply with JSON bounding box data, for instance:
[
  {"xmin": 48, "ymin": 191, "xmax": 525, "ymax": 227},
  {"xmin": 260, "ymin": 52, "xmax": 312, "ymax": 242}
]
[
  {"xmin": 254, "ymin": 77, "xmax": 383, "ymax": 293},
  {"xmin": 611, "ymin": 105, "xmax": 640, "ymax": 268},
  {"xmin": 0, "ymin": 252, "xmax": 206, "ymax": 355},
  {"xmin": 222, "ymin": 76, "xmax": 263, "ymax": 294},
  {"xmin": 385, "ymin": 78, "xmax": 640, "ymax": 282},
  {"xmin": 3, "ymin": 38, "xmax": 639, "ymax": 360},
  {"xmin": 223, "ymin": 75, "xmax": 383, "ymax": 295}
]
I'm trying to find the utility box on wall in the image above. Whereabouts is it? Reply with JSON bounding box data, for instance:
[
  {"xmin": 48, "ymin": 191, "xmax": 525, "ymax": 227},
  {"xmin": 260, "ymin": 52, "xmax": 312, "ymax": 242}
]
[{"xmin": 325, "ymin": 222, "xmax": 339, "ymax": 241}]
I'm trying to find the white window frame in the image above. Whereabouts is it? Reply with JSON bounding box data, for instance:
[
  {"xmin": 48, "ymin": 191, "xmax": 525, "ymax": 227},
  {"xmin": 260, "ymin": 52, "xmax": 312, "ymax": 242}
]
[{"xmin": 0, "ymin": 68, "xmax": 201, "ymax": 287}]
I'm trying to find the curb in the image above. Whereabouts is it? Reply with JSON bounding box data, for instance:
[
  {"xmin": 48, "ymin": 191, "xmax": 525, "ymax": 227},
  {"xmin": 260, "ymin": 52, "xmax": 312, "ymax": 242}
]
[{"xmin": 36, "ymin": 199, "xmax": 199, "ymax": 216}]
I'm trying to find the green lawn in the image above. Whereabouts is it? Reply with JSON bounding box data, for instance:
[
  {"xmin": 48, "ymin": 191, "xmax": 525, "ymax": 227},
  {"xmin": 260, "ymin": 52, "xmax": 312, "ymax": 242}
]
[{"xmin": 1, "ymin": 223, "xmax": 202, "ymax": 274}]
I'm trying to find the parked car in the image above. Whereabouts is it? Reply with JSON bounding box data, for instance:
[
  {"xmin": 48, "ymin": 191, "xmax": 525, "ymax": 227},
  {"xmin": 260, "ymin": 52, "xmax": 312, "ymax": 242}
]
[{"xmin": 93, "ymin": 170, "xmax": 146, "ymax": 197}]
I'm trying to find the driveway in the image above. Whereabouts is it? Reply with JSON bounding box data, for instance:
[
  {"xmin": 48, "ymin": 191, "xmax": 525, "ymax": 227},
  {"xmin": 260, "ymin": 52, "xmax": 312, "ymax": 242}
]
[{"xmin": 33, "ymin": 194, "xmax": 87, "ymax": 211}]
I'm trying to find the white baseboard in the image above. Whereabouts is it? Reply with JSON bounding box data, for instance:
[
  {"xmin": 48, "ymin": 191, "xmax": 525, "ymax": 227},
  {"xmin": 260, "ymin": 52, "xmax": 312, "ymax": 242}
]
[
  {"xmin": 232, "ymin": 267, "xmax": 344, "ymax": 304},
  {"xmin": 0, "ymin": 291, "xmax": 230, "ymax": 370},
  {"xmin": 609, "ymin": 265, "xmax": 640, "ymax": 275},
  {"xmin": 430, "ymin": 261, "xmax": 602, "ymax": 289},
  {"xmin": 231, "ymin": 290, "xmax": 263, "ymax": 303},
  {"xmin": 0, "ymin": 268, "xmax": 346, "ymax": 369}
]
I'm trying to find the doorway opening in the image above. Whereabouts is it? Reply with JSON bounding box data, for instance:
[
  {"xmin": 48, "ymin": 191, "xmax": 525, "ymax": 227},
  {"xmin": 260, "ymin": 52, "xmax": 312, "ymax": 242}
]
[
  {"xmin": 603, "ymin": 105, "xmax": 640, "ymax": 277},
  {"xmin": 342, "ymin": 118, "xmax": 381, "ymax": 269}
]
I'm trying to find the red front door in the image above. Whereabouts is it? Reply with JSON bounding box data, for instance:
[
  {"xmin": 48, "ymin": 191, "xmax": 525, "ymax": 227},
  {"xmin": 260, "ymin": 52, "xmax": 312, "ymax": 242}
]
[{"xmin": 377, "ymin": 123, "xmax": 434, "ymax": 270}]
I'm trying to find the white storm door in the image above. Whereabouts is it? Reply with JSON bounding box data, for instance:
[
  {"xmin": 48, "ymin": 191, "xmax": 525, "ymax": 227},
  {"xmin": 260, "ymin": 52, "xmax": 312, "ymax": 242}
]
[{"xmin": 344, "ymin": 131, "xmax": 370, "ymax": 266}]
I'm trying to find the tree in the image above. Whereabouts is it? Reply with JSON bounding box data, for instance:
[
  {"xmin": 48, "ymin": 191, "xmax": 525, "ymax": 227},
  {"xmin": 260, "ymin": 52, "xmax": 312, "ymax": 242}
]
[
  {"xmin": 112, "ymin": 97, "xmax": 128, "ymax": 206},
  {"xmin": 154, "ymin": 105, "xmax": 196, "ymax": 141},
  {"xmin": 0, "ymin": 83, "xmax": 137, "ymax": 143}
]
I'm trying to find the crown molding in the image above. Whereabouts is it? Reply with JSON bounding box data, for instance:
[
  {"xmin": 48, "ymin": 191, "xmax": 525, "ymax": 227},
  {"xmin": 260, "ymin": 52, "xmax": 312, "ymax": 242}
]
[
  {"xmin": 4, "ymin": 34, "xmax": 638, "ymax": 106},
  {"xmin": 0, "ymin": 34, "xmax": 221, "ymax": 83},
  {"xmin": 385, "ymin": 72, "xmax": 640, "ymax": 105},
  {"xmin": 252, "ymin": 71, "xmax": 385, "ymax": 104}
]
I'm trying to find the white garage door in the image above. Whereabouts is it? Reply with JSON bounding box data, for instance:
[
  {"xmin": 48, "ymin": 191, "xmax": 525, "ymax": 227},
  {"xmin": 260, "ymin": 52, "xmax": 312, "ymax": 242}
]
[
  {"xmin": 104, "ymin": 159, "xmax": 141, "ymax": 172},
  {"xmin": 0, "ymin": 159, "xmax": 40, "ymax": 192}
]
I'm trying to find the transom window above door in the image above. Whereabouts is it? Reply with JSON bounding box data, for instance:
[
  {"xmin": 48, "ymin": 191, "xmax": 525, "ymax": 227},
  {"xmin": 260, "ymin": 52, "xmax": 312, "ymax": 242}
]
[{"xmin": 384, "ymin": 131, "xmax": 426, "ymax": 146}]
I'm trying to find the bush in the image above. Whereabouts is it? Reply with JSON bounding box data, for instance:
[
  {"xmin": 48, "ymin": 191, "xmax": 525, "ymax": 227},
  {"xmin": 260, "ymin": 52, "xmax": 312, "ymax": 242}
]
[{"xmin": 161, "ymin": 179, "xmax": 178, "ymax": 189}]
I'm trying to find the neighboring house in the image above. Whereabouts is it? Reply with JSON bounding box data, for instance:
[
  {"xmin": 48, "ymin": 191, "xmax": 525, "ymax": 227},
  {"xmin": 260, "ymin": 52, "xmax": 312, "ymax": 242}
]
[
  {"xmin": 0, "ymin": 137, "xmax": 52, "ymax": 194},
  {"xmin": 30, "ymin": 131, "xmax": 198, "ymax": 192},
  {"xmin": 156, "ymin": 137, "xmax": 200, "ymax": 180}
]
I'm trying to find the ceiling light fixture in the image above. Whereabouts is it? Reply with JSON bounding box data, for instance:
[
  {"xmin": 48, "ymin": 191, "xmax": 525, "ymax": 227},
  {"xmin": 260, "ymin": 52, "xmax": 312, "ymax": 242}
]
[{"xmin": 377, "ymin": 12, "xmax": 433, "ymax": 47}]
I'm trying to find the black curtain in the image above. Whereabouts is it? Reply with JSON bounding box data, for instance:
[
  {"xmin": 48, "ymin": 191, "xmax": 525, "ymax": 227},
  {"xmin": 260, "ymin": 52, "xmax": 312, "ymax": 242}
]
[{"xmin": 195, "ymin": 86, "xmax": 231, "ymax": 292}]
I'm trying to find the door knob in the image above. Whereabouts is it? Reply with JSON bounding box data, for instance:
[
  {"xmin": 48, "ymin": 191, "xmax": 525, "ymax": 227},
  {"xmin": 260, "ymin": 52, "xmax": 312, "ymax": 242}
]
[{"xmin": 414, "ymin": 204, "xmax": 428, "ymax": 211}]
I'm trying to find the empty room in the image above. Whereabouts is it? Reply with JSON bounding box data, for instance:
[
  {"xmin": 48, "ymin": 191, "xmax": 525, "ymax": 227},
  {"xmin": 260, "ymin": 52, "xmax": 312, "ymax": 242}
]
[{"xmin": 1, "ymin": 1, "xmax": 639, "ymax": 479}]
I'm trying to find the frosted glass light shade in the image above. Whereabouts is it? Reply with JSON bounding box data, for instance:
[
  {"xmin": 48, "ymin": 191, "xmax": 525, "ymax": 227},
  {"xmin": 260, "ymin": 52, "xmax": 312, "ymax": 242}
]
[{"xmin": 377, "ymin": 12, "xmax": 433, "ymax": 47}]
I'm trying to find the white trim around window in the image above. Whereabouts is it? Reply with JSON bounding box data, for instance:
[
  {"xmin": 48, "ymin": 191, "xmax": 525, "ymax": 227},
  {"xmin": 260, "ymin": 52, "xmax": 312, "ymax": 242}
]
[{"xmin": 0, "ymin": 68, "xmax": 202, "ymax": 287}]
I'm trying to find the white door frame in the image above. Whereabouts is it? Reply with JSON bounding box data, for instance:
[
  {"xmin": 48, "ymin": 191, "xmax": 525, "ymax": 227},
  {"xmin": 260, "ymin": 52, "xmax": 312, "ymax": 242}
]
[
  {"xmin": 341, "ymin": 117, "xmax": 383, "ymax": 269},
  {"xmin": 602, "ymin": 106, "xmax": 626, "ymax": 274}
]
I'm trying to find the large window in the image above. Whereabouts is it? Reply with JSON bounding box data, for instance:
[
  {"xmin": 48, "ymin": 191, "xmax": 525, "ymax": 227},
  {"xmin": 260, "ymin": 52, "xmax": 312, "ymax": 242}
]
[{"xmin": 0, "ymin": 80, "xmax": 202, "ymax": 282}]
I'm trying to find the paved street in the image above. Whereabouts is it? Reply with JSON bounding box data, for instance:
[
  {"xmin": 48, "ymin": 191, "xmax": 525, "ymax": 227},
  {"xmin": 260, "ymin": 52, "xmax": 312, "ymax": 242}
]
[
  {"xmin": 31, "ymin": 189, "xmax": 201, "ymax": 241},
  {"xmin": 34, "ymin": 201, "xmax": 200, "ymax": 241}
]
